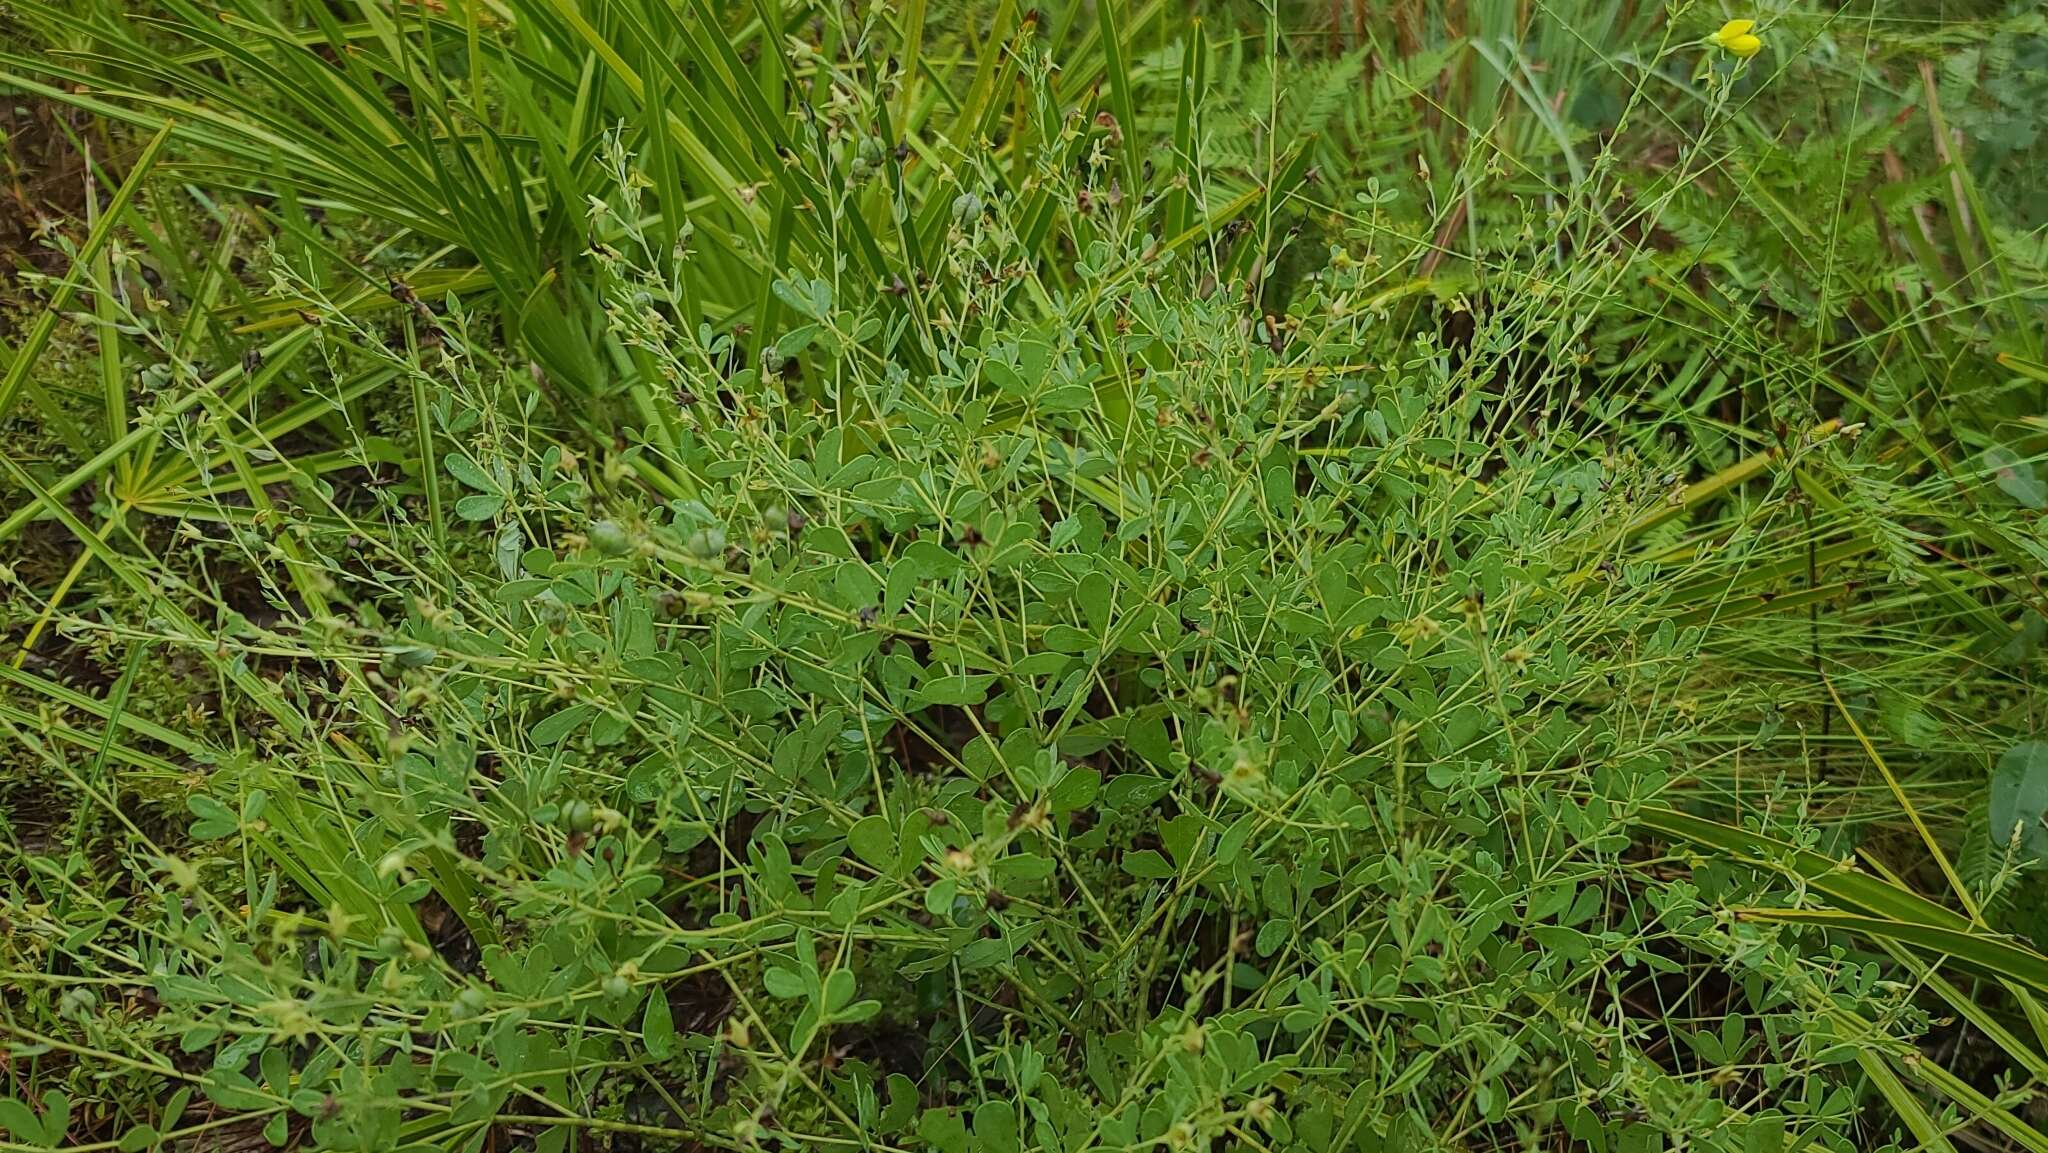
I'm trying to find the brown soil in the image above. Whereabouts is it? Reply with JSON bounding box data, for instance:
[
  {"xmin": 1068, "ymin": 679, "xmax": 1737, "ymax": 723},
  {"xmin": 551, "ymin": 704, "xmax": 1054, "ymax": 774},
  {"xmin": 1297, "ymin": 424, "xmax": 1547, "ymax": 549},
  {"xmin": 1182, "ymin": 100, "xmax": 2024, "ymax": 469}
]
[{"xmin": 0, "ymin": 97, "xmax": 98, "ymax": 289}]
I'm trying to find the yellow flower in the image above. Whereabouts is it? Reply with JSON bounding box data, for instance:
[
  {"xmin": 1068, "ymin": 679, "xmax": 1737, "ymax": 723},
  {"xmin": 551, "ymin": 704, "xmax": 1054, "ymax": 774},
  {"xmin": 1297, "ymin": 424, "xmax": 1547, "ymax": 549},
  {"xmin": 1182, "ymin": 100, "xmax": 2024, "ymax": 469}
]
[{"xmin": 1709, "ymin": 18, "xmax": 1763, "ymax": 58}]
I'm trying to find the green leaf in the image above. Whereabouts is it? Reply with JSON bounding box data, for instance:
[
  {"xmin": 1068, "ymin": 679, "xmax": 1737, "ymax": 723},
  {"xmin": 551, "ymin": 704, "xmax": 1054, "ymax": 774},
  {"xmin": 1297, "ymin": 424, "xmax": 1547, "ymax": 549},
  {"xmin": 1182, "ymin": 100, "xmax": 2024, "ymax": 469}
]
[
  {"xmin": 159, "ymin": 1089, "xmax": 190, "ymax": 1135},
  {"xmin": 1122, "ymin": 849, "xmax": 1175, "ymax": 879},
  {"xmin": 919, "ymin": 1109, "xmax": 969, "ymax": 1153},
  {"xmin": 1985, "ymin": 446, "xmax": 2047, "ymax": 509},
  {"xmin": 1076, "ymin": 570, "xmax": 1115, "ymax": 634},
  {"xmin": 847, "ymin": 815, "xmax": 895, "ymax": 869},
  {"xmin": 186, "ymin": 794, "xmax": 239, "ymax": 840},
  {"xmin": 0, "ymin": 1099, "xmax": 46, "ymax": 1147},
  {"xmin": 911, "ymin": 674, "xmax": 996, "ymax": 708},
  {"xmin": 823, "ymin": 968, "xmax": 857, "ymax": 1013},
  {"xmin": 899, "ymin": 538, "xmax": 961, "ymax": 577},
  {"xmin": 455, "ymin": 493, "xmax": 506, "ymax": 521},
  {"xmin": 642, "ymin": 985, "xmax": 676, "ymax": 1059},
  {"xmin": 444, "ymin": 453, "xmax": 499, "ymax": 494},
  {"xmin": 973, "ymin": 1100, "xmax": 1020, "ymax": 1153},
  {"xmin": 1990, "ymin": 741, "xmax": 2048, "ymax": 863},
  {"xmin": 881, "ymin": 1074, "xmax": 919, "ymax": 1131},
  {"xmin": 1529, "ymin": 925, "xmax": 1593, "ymax": 962},
  {"xmin": 118, "ymin": 1124, "xmax": 160, "ymax": 1152},
  {"xmin": 763, "ymin": 966, "xmax": 807, "ymax": 999},
  {"xmin": 36, "ymin": 1093, "xmax": 66, "ymax": 1147},
  {"xmin": 260, "ymin": 1046, "xmax": 289, "ymax": 1096},
  {"xmin": 1125, "ymin": 715, "xmax": 1174, "ymax": 769},
  {"xmin": 884, "ymin": 561, "xmax": 918, "ymax": 616},
  {"xmin": 529, "ymin": 704, "xmax": 594, "ymax": 747},
  {"xmin": 1161, "ymin": 813, "xmax": 1207, "ymax": 867},
  {"xmin": 1215, "ymin": 815, "xmax": 1256, "ymax": 865},
  {"xmin": 1048, "ymin": 766, "xmax": 1100, "ymax": 814}
]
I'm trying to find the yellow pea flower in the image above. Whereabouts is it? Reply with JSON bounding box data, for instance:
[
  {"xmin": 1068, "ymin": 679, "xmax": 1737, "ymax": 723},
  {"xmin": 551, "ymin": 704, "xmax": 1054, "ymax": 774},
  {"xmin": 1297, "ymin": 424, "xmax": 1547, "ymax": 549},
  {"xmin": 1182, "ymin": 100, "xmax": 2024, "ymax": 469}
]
[{"xmin": 1709, "ymin": 18, "xmax": 1764, "ymax": 58}]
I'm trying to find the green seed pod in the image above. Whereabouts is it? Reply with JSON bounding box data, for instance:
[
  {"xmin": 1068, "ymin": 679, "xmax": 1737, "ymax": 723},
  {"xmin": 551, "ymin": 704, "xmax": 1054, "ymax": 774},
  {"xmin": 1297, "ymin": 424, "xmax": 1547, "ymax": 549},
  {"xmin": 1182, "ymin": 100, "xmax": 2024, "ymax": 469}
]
[
  {"xmin": 451, "ymin": 986, "xmax": 488, "ymax": 1020},
  {"xmin": 684, "ymin": 527, "xmax": 726, "ymax": 560},
  {"xmin": 562, "ymin": 800, "xmax": 595, "ymax": 834},
  {"xmin": 589, "ymin": 520, "xmax": 632, "ymax": 557}
]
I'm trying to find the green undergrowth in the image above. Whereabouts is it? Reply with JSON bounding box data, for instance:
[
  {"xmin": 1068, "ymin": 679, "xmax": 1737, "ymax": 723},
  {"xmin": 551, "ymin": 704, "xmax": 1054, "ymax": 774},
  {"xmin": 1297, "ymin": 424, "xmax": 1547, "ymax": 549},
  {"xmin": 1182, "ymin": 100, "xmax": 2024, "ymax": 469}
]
[{"xmin": 2, "ymin": 1, "xmax": 2048, "ymax": 1152}]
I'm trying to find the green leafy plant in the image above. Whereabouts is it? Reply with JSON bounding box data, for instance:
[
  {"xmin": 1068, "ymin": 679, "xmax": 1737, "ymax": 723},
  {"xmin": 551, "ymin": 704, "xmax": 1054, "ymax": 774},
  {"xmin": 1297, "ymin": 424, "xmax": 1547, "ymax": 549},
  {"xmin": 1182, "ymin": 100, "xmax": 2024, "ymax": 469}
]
[{"xmin": 3, "ymin": 2, "xmax": 2046, "ymax": 1152}]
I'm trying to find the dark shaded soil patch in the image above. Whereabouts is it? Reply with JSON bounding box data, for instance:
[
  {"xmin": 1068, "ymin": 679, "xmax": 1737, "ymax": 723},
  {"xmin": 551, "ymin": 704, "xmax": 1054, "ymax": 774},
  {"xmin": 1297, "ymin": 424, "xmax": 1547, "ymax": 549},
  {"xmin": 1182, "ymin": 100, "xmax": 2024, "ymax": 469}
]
[
  {"xmin": 663, "ymin": 966, "xmax": 737, "ymax": 1038},
  {"xmin": 1, "ymin": 97, "xmax": 96, "ymax": 286}
]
